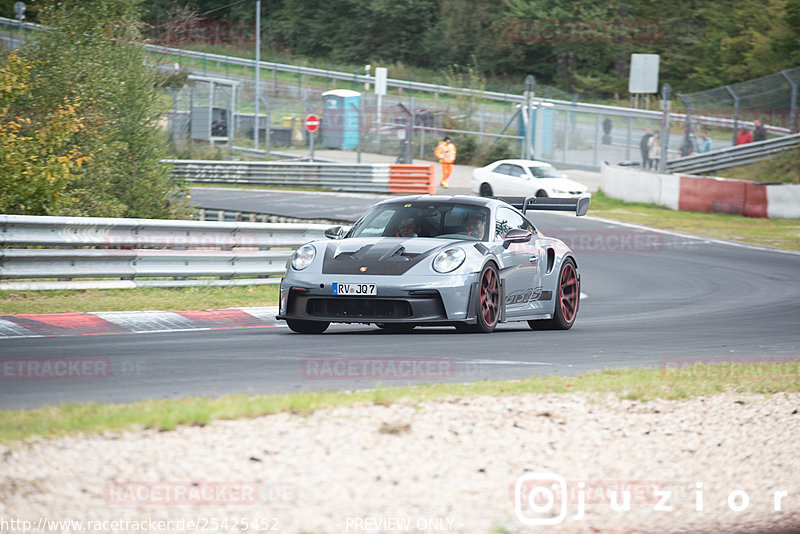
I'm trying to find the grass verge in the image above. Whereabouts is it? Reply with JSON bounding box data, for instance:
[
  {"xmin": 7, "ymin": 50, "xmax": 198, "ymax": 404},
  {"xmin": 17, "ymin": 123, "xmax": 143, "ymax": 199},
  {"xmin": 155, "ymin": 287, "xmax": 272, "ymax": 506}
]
[
  {"xmin": 589, "ymin": 191, "xmax": 800, "ymax": 251},
  {"xmin": 713, "ymin": 148, "xmax": 800, "ymax": 184},
  {"xmin": 1, "ymin": 363, "xmax": 798, "ymax": 444},
  {"xmin": 0, "ymin": 285, "xmax": 280, "ymax": 315}
]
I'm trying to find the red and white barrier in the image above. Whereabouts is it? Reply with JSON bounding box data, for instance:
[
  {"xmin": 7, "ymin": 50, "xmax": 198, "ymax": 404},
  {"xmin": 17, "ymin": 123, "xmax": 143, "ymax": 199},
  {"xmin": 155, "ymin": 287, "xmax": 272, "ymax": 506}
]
[
  {"xmin": 766, "ymin": 184, "xmax": 800, "ymax": 219},
  {"xmin": 601, "ymin": 163, "xmax": 800, "ymax": 219}
]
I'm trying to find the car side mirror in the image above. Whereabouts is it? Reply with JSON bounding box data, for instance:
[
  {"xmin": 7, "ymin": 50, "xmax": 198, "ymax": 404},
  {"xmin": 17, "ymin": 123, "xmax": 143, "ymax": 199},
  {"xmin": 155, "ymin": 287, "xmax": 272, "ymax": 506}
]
[
  {"xmin": 576, "ymin": 196, "xmax": 590, "ymax": 217},
  {"xmin": 324, "ymin": 226, "xmax": 344, "ymax": 240},
  {"xmin": 503, "ymin": 228, "xmax": 532, "ymax": 248}
]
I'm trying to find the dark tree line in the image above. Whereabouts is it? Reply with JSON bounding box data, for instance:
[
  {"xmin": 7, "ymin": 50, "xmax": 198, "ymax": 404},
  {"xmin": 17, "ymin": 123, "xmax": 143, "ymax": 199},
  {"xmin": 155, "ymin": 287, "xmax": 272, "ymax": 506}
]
[{"xmin": 6, "ymin": 0, "xmax": 798, "ymax": 95}]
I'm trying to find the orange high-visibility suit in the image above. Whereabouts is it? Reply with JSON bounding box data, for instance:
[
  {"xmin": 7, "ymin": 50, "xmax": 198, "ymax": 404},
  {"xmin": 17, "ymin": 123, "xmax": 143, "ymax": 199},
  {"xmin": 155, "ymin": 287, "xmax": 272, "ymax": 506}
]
[{"xmin": 434, "ymin": 138, "xmax": 456, "ymax": 188}]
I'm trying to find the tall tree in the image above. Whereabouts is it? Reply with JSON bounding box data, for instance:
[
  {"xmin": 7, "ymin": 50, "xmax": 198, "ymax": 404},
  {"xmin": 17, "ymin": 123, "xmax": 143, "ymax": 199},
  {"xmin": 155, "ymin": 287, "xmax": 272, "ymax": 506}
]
[{"xmin": 9, "ymin": 0, "xmax": 189, "ymax": 218}]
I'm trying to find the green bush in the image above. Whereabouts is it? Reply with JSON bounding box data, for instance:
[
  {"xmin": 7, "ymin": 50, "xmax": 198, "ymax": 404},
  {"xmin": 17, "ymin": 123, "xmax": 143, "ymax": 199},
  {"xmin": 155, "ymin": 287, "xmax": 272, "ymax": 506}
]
[{"xmin": 1, "ymin": 0, "xmax": 190, "ymax": 219}]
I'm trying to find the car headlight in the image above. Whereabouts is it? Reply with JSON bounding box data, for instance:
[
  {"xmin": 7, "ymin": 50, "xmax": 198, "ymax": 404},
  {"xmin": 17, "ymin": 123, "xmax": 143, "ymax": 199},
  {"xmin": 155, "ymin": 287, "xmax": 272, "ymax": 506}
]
[
  {"xmin": 433, "ymin": 248, "xmax": 466, "ymax": 273},
  {"xmin": 291, "ymin": 244, "xmax": 316, "ymax": 270}
]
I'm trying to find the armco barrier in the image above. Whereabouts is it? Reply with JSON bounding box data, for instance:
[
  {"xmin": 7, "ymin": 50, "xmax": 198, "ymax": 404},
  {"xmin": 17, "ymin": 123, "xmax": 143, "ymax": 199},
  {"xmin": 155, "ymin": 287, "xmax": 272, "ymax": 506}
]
[
  {"xmin": 602, "ymin": 164, "xmax": 798, "ymax": 219},
  {"xmin": 168, "ymin": 160, "xmax": 436, "ymax": 194},
  {"xmin": 666, "ymin": 133, "xmax": 800, "ymax": 175},
  {"xmin": 0, "ymin": 214, "xmax": 328, "ymax": 290},
  {"xmin": 389, "ymin": 164, "xmax": 436, "ymax": 194}
]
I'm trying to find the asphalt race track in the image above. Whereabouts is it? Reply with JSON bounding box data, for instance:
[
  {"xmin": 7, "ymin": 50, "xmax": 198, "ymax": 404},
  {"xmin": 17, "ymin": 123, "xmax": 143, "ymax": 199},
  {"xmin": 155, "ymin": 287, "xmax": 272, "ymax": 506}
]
[
  {"xmin": 189, "ymin": 187, "xmax": 387, "ymax": 222},
  {"xmin": 1, "ymin": 190, "xmax": 799, "ymax": 409}
]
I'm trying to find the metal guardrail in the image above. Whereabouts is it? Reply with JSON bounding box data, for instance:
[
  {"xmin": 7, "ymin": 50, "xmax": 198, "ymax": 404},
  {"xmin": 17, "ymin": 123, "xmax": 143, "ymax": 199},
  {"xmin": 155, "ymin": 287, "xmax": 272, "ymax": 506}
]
[
  {"xmin": 666, "ymin": 133, "xmax": 800, "ymax": 174},
  {"xmin": 0, "ymin": 214, "xmax": 327, "ymax": 289},
  {"xmin": 171, "ymin": 160, "xmax": 383, "ymax": 190},
  {"xmin": 196, "ymin": 207, "xmax": 349, "ymax": 225},
  {"xmin": 169, "ymin": 160, "xmax": 435, "ymax": 194}
]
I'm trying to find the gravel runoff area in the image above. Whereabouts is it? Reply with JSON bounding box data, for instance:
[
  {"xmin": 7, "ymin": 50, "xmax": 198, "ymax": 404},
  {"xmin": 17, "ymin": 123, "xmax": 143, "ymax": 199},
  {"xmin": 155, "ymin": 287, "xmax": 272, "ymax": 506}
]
[{"xmin": 2, "ymin": 393, "xmax": 799, "ymax": 534}]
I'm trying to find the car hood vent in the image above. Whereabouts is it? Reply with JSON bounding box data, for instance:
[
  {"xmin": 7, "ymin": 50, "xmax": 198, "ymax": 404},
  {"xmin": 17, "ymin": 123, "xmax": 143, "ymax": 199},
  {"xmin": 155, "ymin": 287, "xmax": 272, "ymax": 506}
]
[{"xmin": 322, "ymin": 239, "xmax": 443, "ymax": 275}]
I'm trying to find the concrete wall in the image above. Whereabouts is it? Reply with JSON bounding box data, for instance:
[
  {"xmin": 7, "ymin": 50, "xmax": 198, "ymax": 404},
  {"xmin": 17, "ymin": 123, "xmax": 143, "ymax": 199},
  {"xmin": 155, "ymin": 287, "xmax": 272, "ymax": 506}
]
[{"xmin": 601, "ymin": 163, "xmax": 800, "ymax": 219}]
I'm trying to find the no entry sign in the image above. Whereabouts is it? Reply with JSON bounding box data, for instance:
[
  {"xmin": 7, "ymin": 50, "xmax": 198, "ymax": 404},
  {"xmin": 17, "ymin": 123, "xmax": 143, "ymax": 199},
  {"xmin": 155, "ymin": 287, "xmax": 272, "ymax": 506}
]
[{"xmin": 305, "ymin": 114, "xmax": 320, "ymax": 132}]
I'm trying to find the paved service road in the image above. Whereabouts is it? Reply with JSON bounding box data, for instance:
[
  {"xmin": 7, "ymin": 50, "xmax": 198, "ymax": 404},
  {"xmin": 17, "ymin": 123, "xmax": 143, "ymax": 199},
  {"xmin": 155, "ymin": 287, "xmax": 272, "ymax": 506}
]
[
  {"xmin": 2, "ymin": 209, "xmax": 798, "ymax": 409},
  {"xmin": 189, "ymin": 187, "xmax": 388, "ymax": 222}
]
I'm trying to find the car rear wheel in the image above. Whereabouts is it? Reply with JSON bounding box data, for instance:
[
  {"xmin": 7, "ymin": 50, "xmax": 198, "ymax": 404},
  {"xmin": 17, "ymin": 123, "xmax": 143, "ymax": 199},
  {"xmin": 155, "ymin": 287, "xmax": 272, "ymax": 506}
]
[
  {"xmin": 529, "ymin": 258, "xmax": 579, "ymax": 330},
  {"xmin": 462, "ymin": 263, "xmax": 500, "ymax": 333},
  {"xmin": 479, "ymin": 183, "xmax": 493, "ymax": 197},
  {"xmin": 376, "ymin": 323, "xmax": 416, "ymax": 333},
  {"xmin": 536, "ymin": 189, "xmax": 548, "ymax": 198},
  {"xmin": 286, "ymin": 319, "xmax": 330, "ymax": 334}
]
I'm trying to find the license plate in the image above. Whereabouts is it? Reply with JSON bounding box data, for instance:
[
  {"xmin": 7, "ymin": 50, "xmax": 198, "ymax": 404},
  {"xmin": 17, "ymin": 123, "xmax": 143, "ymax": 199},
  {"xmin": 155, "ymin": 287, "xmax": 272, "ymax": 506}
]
[{"xmin": 333, "ymin": 282, "xmax": 377, "ymax": 296}]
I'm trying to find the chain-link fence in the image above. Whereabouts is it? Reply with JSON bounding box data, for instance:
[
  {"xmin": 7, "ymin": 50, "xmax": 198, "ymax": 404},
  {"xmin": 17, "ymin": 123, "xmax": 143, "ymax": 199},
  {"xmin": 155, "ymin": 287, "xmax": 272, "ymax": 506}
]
[
  {"xmin": 678, "ymin": 68, "xmax": 800, "ymax": 147},
  {"xmin": 3, "ymin": 16, "xmax": 795, "ymax": 171},
  {"xmin": 160, "ymin": 57, "xmax": 671, "ymax": 172}
]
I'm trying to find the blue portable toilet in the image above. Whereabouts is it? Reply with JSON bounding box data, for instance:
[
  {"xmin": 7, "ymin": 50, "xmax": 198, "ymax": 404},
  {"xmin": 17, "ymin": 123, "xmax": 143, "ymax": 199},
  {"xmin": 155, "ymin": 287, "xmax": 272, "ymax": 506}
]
[
  {"xmin": 321, "ymin": 89, "xmax": 361, "ymax": 149},
  {"xmin": 518, "ymin": 105, "xmax": 555, "ymax": 158}
]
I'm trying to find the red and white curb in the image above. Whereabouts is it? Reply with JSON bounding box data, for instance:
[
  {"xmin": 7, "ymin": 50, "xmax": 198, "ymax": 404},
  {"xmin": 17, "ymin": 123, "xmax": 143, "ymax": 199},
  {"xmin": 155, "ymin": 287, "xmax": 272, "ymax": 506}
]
[{"xmin": 0, "ymin": 307, "xmax": 282, "ymax": 339}]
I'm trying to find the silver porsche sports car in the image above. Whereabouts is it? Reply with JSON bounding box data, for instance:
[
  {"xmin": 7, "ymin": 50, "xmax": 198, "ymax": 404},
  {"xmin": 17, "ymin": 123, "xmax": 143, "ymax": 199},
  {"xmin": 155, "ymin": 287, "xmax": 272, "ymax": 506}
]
[{"xmin": 276, "ymin": 195, "xmax": 589, "ymax": 333}]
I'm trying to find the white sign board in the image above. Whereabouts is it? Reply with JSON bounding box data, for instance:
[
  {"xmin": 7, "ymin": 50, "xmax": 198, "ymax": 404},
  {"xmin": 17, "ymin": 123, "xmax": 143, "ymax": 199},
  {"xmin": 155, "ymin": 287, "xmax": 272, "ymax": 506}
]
[
  {"xmin": 629, "ymin": 54, "xmax": 659, "ymax": 94},
  {"xmin": 374, "ymin": 67, "xmax": 387, "ymax": 96}
]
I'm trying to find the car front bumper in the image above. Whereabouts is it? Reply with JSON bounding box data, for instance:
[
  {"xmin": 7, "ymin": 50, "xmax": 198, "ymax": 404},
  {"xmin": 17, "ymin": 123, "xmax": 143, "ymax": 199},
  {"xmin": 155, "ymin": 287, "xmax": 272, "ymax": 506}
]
[{"xmin": 276, "ymin": 272, "xmax": 480, "ymax": 325}]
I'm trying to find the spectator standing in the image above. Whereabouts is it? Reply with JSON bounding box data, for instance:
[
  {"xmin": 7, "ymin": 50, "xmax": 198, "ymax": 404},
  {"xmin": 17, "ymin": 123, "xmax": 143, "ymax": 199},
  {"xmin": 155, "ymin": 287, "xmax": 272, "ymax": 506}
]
[
  {"xmin": 736, "ymin": 128, "xmax": 753, "ymax": 145},
  {"xmin": 699, "ymin": 132, "xmax": 712, "ymax": 153},
  {"xmin": 640, "ymin": 127, "xmax": 652, "ymax": 168},
  {"xmin": 648, "ymin": 131, "xmax": 661, "ymax": 170},
  {"xmin": 433, "ymin": 136, "xmax": 457, "ymax": 188},
  {"xmin": 753, "ymin": 120, "xmax": 767, "ymax": 142}
]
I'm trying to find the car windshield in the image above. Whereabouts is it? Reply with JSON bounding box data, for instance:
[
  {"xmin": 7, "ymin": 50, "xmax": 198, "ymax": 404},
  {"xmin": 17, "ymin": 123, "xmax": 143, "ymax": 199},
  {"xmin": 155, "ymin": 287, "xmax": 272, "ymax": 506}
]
[
  {"xmin": 529, "ymin": 165, "xmax": 561, "ymax": 178},
  {"xmin": 348, "ymin": 201, "xmax": 491, "ymax": 241}
]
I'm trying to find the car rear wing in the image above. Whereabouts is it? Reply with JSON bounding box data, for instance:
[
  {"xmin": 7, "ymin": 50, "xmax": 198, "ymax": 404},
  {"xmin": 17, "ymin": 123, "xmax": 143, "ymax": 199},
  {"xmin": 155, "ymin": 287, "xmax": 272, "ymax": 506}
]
[{"xmin": 498, "ymin": 196, "xmax": 590, "ymax": 217}]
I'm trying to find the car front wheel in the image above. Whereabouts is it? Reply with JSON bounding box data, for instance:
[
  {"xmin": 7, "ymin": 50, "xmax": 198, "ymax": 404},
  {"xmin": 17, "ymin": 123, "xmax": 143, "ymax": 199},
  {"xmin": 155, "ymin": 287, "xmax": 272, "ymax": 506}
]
[
  {"xmin": 462, "ymin": 263, "xmax": 500, "ymax": 333},
  {"xmin": 286, "ymin": 319, "xmax": 330, "ymax": 334}
]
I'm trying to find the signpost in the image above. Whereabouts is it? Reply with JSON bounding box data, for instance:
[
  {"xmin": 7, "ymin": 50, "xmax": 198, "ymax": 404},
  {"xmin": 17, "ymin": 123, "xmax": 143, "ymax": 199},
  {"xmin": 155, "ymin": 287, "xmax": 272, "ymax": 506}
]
[
  {"xmin": 524, "ymin": 74, "xmax": 535, "ymax": 159},
  {"xmin": 305, "ymin": 114, "xmax": 320, "ymax": 161},
  {"xmin": 629, "ymin": 53, "xmax": 660, "ymax": 109},
  {"xmin": 374, "ymin": 67, "xmax": 387, "ymax": 152},
  {"xmin": 14, "ymin": 1, "xmax": 25, "ymax": 36}
]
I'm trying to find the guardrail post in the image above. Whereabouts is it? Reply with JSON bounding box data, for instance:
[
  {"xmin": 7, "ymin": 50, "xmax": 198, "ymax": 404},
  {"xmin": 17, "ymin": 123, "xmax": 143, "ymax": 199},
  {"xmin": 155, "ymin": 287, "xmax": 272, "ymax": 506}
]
[
  {"xmin": 725, "ymin": 85, "xmax": 740, "ymax": 145},
  {"xmin": 782, "ymin": 71, "xmax": 798, "ymax": 132},
  {"xmin": 626, "ymin": 116, "xmax": 632, "ymax": 161},
  {"xmin": 659, "ymin": 83, "xmax": 671, "ymax": 173}
]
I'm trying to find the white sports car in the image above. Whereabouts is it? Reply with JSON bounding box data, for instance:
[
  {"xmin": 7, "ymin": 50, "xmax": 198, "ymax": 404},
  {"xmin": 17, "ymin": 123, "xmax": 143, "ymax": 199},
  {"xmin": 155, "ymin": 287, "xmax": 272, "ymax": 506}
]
[{"xmin": 472, "ymin": 159, "xmax": 589, "ymax": 198}]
